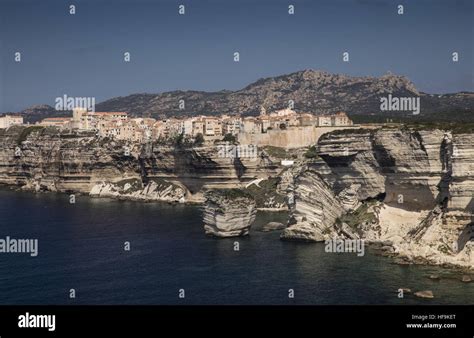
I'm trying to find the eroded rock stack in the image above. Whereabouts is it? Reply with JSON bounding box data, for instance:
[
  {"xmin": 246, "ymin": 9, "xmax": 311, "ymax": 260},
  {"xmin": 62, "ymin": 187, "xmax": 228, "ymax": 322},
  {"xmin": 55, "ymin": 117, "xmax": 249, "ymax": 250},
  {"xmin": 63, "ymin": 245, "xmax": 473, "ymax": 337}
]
[{"xmin": 202, "ymin": 189, "xmax": 257, "ymax": 237}]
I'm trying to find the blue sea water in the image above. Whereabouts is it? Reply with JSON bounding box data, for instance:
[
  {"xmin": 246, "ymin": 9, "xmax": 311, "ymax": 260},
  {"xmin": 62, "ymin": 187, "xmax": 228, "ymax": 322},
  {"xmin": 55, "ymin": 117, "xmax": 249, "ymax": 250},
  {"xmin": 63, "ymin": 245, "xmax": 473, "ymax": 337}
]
[{"xmin": 0, "ymin": 189, "xmax": 472, "ymax": 305}]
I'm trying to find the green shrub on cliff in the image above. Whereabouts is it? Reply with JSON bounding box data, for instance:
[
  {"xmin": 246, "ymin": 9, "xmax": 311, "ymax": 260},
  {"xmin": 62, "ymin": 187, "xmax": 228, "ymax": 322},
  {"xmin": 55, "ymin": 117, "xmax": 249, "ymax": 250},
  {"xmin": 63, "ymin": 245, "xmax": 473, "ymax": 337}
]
[
  {"xmin": 206, "ymin": 188, "xmax": 254, "ymax": 201},
  {"xmin": 222, "ymin": 133, "xmax": 236, "ymax": 143},
  {"xmin": 263, "ymin": 146, "xmax": 288, "ymax": 159},
  {"xmin": 174, "ymin": 133, "xmax": 185, "ymax": 147},
  {"xmin": 194, "ymin": 133, "xmax": 205, "ymax": 146},
  {"xmin": 17, "ymin": 126, "xmax": 44, "ymax": 144},
  {"xmin": 148, "ymin": 177, "xmax": 181, "ymax": 189},
  {"xmin": 115, "ymin": 178, "xmax": 143, "ymax": 192},
  {"xmin": 336, "ymin": 201, "xmax": 377, "ymax": 234},
  {"xmin": 403, "ymin": 122, "xmax": 474, "ymax": 134},
  {"xmin": 304, "ymin": 146, "xmax": 319, "ymax": 159},
  {"xmin": 243, "ymin": 177, "xmax": 286, "ymax": 208},
  {"xmin": 324, "ymin": 128, "xmax": 373, "ymax": 136}
]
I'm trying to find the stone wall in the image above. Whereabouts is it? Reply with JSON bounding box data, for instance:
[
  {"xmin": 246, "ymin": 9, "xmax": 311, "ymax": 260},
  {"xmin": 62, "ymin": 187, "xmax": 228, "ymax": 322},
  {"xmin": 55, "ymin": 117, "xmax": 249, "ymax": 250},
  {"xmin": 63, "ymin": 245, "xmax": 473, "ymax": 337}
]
[{"xmin": 237, "ymin": 126, "xmax": 362, "ymax": 149}]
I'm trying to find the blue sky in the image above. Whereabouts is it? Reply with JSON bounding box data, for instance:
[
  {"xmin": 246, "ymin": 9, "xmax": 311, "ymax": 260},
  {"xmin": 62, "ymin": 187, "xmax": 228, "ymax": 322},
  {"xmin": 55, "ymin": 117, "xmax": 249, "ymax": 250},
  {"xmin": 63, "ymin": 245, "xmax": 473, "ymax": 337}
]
[{"xmin": 0, "ymin": 0, "xmax": 472, "ymax": 112}]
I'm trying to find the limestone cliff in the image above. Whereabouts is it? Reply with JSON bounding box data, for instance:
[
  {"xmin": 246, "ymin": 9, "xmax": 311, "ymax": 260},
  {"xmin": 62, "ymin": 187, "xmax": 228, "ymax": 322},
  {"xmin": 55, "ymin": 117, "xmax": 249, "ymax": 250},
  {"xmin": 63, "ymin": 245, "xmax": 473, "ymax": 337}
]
[
  {"xmin": 281, "ymin": 167, "xmax": 344, "ymax": 241},
  {"xmin": 0, "ymin": 126, "xmax": 281, "ymax": 204},
  {"xmin": 89, "ymin": 178, "xmax": 187, "ymax": 202},
  {"xmin": 1, "ymin": 125, "xmax": 472, "ymax": 268},
  {"xmin": 282, "ymin": 127, "xmax": 474, "ymax": 269}
]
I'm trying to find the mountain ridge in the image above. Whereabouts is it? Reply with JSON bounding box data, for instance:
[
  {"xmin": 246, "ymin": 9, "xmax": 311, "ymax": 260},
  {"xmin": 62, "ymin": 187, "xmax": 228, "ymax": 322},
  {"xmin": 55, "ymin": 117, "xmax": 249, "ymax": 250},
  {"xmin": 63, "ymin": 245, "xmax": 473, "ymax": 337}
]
[
  {"xmin": 88, "ymin": 69, "xmax": 474, "ymax": 119},
  {"xmin": 6, "ymin": 69, "xmax": 474, "ymax": 122}
]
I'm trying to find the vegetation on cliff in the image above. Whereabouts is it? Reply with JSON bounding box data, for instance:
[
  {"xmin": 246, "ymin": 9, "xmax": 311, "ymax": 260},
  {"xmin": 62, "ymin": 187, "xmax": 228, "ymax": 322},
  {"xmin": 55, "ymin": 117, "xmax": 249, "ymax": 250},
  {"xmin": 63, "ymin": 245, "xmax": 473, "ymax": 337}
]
[
  {"xmin": 114, "ymin": 178, "xmax": 143, "ymax": 192},
  {"xmin": 335, "ymin": 201, "xmax": 378, "ymax": 235},
  {"xmin": 402, "ymin": 122, "xmax": 474, "ymax": 134},
  {"xmin": 209, "ymin": 188, "xmax": 254, "ymax": 200},
  {"xmin": 243, "ymin": 177, "xmax": 286, "ymax": 208},
  {"xmin": 262, "ymin": 146, "xmax": 290, "ymax": 159},
  {"xmin": 303, "ymin": 146, "xmax": 319, "ymax": 159},
  {"xmin": 17, "ymin": 126, "xmax": 45, "ymax": 144}
]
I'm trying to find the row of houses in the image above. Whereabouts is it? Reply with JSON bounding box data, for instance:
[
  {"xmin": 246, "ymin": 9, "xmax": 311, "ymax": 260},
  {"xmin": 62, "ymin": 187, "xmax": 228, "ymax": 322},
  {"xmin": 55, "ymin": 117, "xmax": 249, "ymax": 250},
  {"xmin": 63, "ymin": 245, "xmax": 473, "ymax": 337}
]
[
  {"xmin": 241, "ymin": 108, "xmax": 353, "ymax": 134},
  {"xmin": 146, "ymin": 109, "xmax": 352, "ymax": 141},
  {"xmin": 13, "ymin": 107, "xmax": 353, "ymax": 143},
  {"xmin": 38, "ymin": 108, "xmax": 246, "ymax": 142},
  {"xmin": 40, "ymin": 109, "xmax": 150, "ymax": 142}
]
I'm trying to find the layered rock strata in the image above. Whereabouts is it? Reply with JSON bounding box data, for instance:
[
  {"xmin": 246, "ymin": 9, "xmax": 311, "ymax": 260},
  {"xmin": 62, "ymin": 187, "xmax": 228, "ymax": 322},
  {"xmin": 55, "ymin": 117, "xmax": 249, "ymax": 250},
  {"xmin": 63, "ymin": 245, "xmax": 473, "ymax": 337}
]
[
  {"xmin": 281, "ymin": 167, "xmax": 343, "ymax": 241},
  {"xmin": 202, "ymin": 190, "xmax": 257, "ymax": 237},
  {"xmin": 283, "ymin": 127, "xmax": 474, "ymax": 268},
  {"xmin": 89, "ymin": 178, "xmax": 187, "ymax": 202},
  {"xmin": 0, "ymin": 126, "xmax": 280, "ymax": 204}
]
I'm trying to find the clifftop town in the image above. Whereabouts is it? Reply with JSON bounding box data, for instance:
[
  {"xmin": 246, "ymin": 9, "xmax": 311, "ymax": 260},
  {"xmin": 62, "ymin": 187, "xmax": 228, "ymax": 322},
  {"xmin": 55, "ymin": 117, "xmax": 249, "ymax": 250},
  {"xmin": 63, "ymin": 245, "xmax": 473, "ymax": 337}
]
[{"xmin": 33, "ymin": 107, "xmax": 353, "ymax": 146}]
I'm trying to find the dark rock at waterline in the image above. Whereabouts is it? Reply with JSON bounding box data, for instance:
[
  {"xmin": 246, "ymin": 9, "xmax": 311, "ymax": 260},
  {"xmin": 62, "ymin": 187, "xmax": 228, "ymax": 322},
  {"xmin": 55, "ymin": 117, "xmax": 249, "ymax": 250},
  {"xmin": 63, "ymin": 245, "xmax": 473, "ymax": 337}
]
[{"xmin": 392, "ymin": 257, "xmax": 412, "ymax": 265}]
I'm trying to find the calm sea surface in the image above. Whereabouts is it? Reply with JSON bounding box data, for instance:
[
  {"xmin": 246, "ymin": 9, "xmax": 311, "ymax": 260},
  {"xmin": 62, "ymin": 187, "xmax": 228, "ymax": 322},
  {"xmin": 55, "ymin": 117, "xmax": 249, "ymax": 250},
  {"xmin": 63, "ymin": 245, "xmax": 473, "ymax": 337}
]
[{"xmin": 0, "ymin": 189, "xmax": 472, "ymax": 305}]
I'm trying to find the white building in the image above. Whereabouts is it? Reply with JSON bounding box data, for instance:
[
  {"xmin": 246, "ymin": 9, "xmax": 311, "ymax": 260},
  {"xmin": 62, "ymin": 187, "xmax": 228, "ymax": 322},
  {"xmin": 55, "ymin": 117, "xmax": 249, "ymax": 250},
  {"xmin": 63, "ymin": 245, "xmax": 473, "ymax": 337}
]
[
  {"xmin": 181, "ymin": 120, "xmax": 193, "ymax": 136},
  {"xmin": 39, "ymin": 117, "xmax": 71, "ymax": 128},
  {"xmin": 317, "ymin": 115, "xmax": 332, "ymax": 126},
  {"xmin": 204, "ymin": 118, "xmax": 222, "ymax": 137},
  {"xmin": 0, "ymin": 115, "xmax": 23, "ymax": 129},
  {"xmin": 223, "ymin": 117, "xmax": 242, "ymax": 135}
]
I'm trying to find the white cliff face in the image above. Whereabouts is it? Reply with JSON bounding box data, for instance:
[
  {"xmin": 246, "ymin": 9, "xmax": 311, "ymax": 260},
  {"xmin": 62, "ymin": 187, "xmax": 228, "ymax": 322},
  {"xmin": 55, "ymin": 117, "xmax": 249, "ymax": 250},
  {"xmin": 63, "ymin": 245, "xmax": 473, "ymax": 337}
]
[
  {"xmin": 373, "ymin": 129, "xmax": 447, "ymax": 210},
  {"xmin": 317, "ymin": 130, "xmax": 385, "ymax": 200},
  {"xmin": 89, "ymin": 178, "xmax": 187, "ymax": 203},
  {"xmin": 283, "ymin": 127, "xmax": 474, "ymax": 269},
  {"xmin": 0, "ymin": 126, "xmax": 280, "ymax": 204},
  {"xmin": 281, "ymin": 168, "xmax": 344, "ymax": 241},
  {"xmin": 361, "ymin": 204, "xmax": 473, "ymax": 268},
  {"xmin": 202, "ymin": 190, "xmax": 257, "ymax": 237},
  {"xmin": 449, "ymin": 134, "xmax": 474, "ymax": 211},
  {"xmin": 1, "ymin": 126, "xmax": 472, "ymax": 268}
]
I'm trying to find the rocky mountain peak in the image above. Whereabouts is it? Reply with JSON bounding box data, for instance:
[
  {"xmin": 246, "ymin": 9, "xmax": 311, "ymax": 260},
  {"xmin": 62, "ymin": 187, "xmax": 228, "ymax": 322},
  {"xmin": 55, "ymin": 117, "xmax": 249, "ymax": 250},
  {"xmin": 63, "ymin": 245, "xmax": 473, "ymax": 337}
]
[
  {"xmin": 379, "ymin": 72, "xmax": 419, "ymax": 95},
  {"xmin": 10, "ymin": 70, "xmax": 473, "ymax": 121}
]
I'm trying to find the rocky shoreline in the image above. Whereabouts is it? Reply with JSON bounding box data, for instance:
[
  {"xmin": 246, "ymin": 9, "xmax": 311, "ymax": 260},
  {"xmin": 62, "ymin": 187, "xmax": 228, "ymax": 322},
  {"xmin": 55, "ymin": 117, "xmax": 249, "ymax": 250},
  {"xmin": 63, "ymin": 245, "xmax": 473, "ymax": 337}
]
[{"xmin": 2, "ymin": 183, "xmax": 473, "ymax": 273}]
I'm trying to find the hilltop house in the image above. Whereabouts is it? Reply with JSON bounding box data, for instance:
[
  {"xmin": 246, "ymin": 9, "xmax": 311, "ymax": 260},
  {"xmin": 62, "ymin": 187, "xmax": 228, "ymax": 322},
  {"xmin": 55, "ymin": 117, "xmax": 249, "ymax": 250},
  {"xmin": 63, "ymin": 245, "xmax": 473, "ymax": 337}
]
[{"xmin": 0, "ymin": 115, "xmax": 23, "ymax": 129}]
